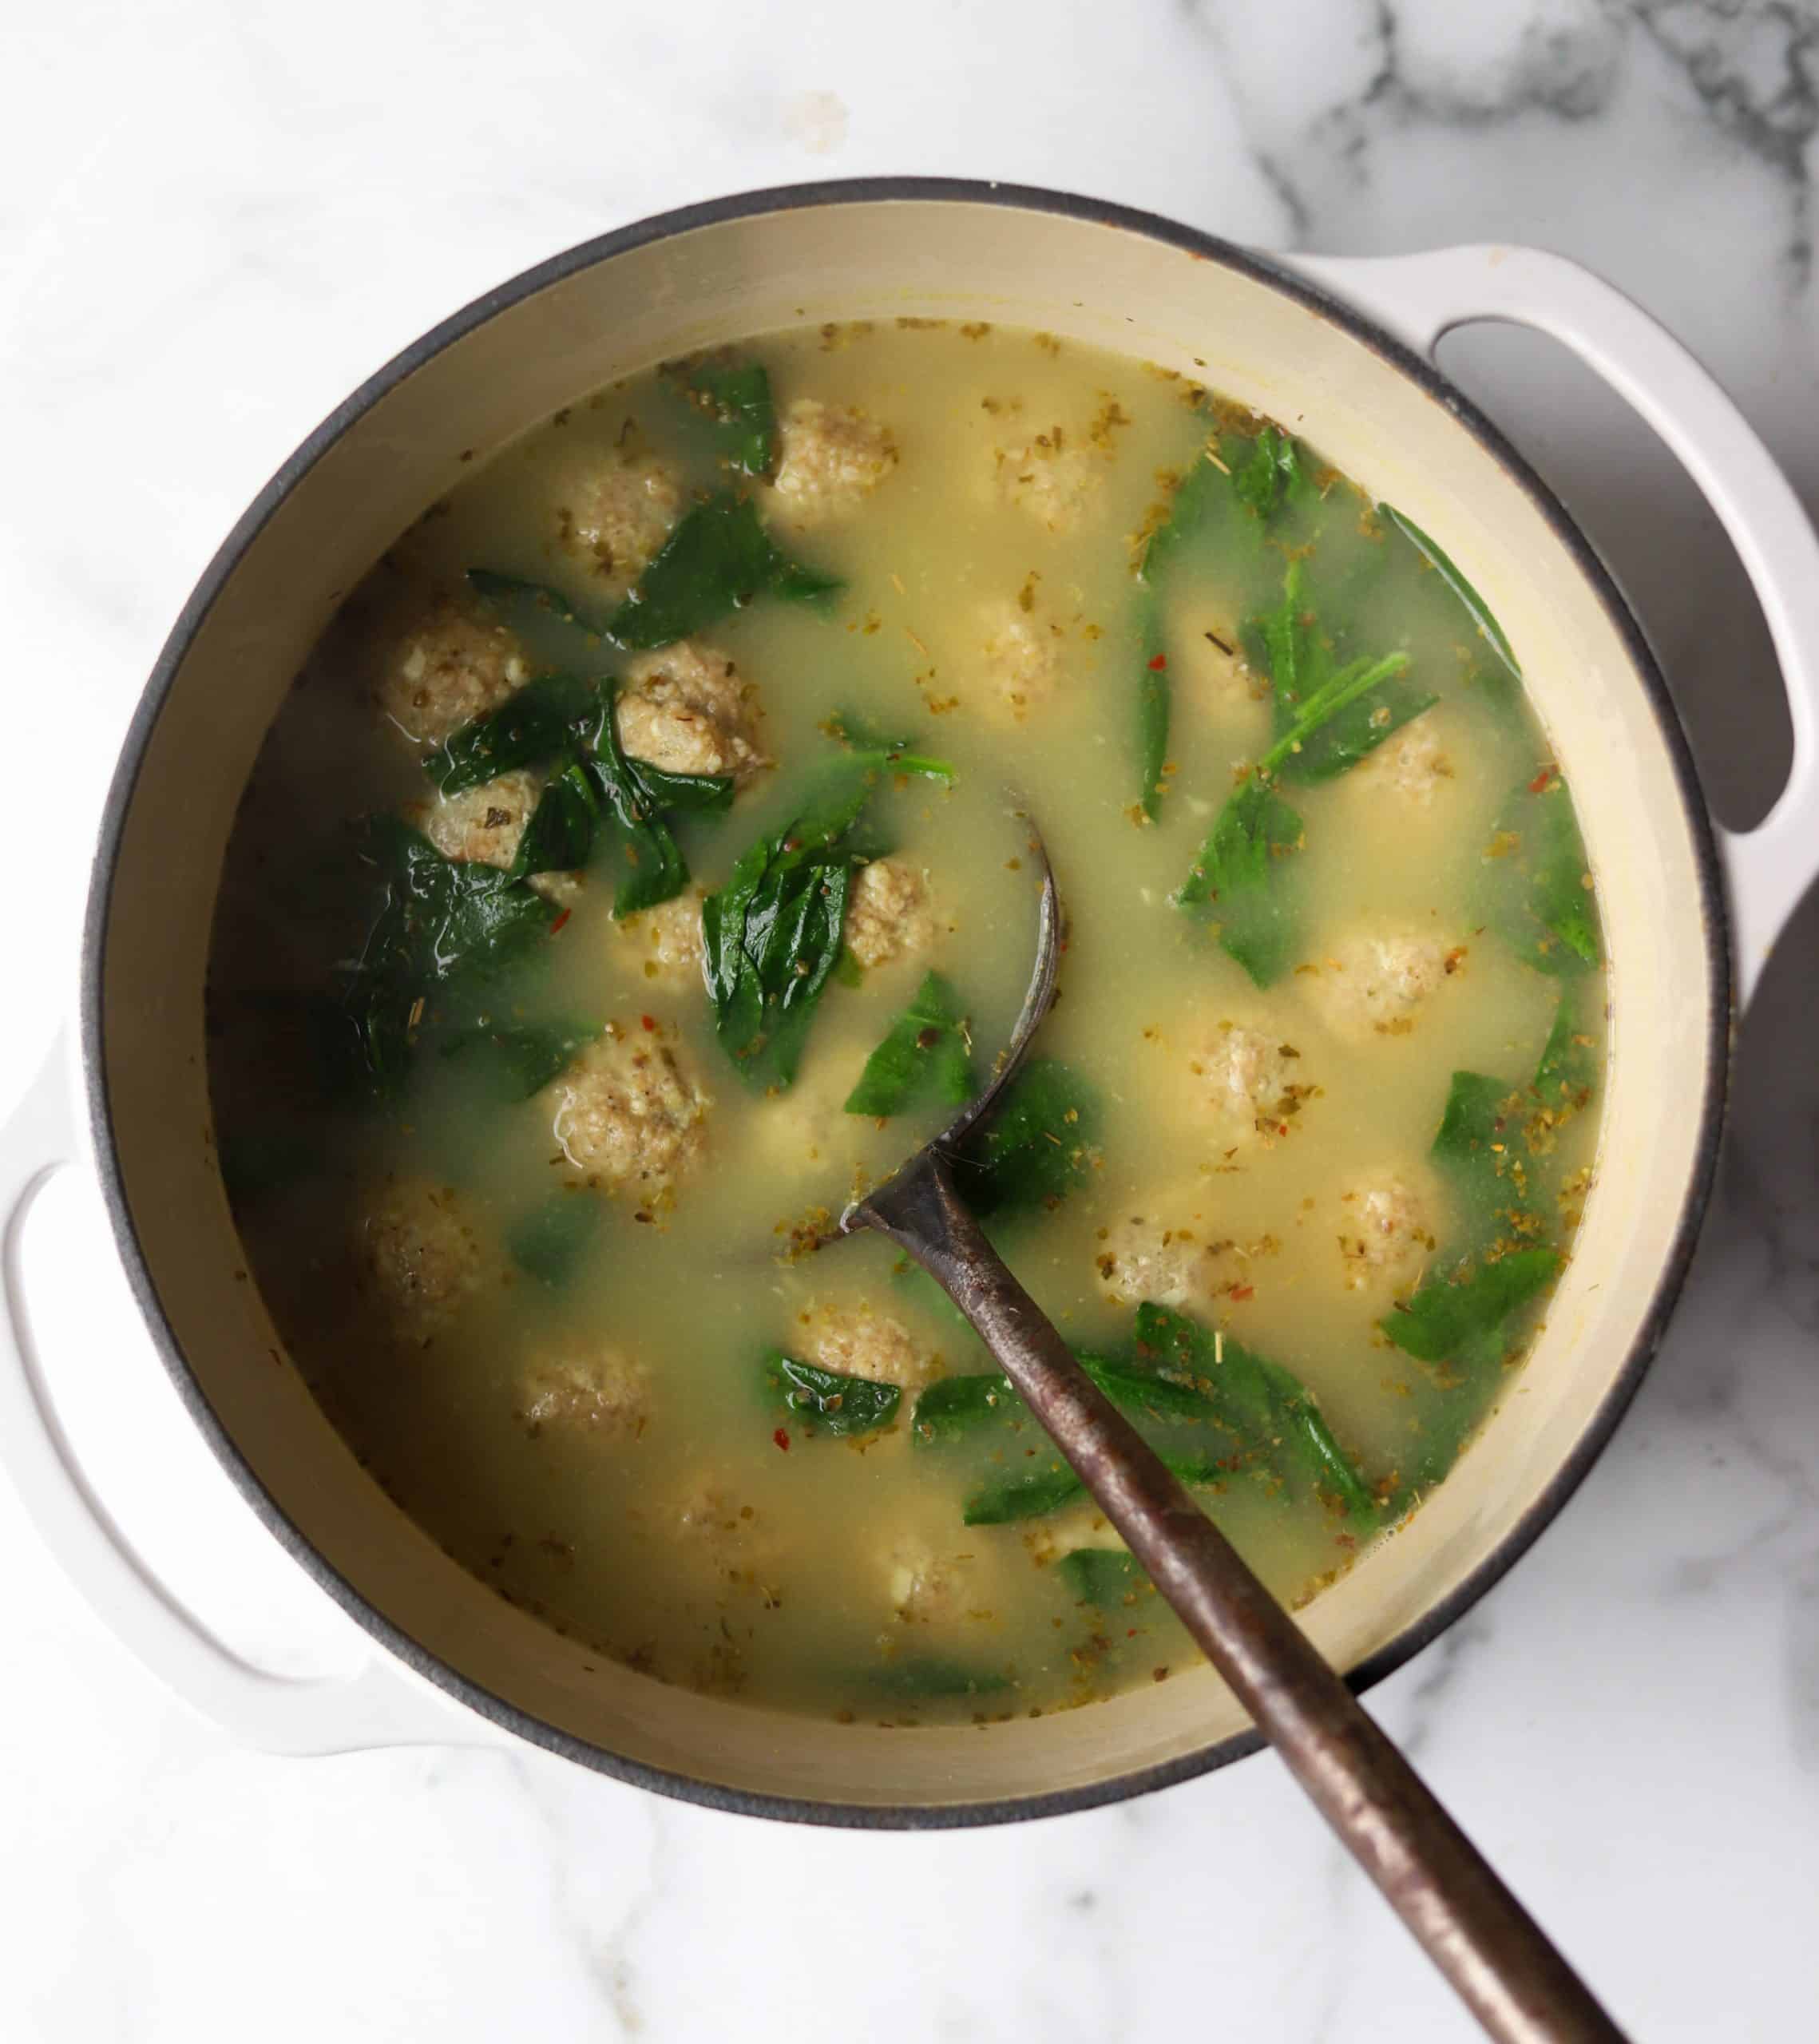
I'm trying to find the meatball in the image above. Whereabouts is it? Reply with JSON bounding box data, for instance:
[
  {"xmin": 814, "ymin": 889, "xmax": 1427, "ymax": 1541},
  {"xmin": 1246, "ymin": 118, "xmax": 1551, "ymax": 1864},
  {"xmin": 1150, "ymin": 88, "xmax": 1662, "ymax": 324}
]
[
  {"xmin": 1337, "ymin": 1171, "xmax": 1435, "ymax": 1292},
  {"xmin": 419, "ymin": 770, "xmax": 541, "ymax": 869},
  {"xmin": 371, "ymin": 597, "xmax": 529, "ymax": 747},
  {"xmin": 976, "ymin": 594, "xmax": 1063, "ymax": 723},
  {"xmin": 414, "ymin": 771, "xmax": 583, "ymax": 906},
  {"xmin": 885, "ymin": 1538, "xmax": 981, "ymax": 1625},
  {"xmin": 768, "ymin": 398, "xmax": 897, "ymax": 525},
  {"xmin": 1195, "ymin": 1024, "xmax": 1315, "ymax": 1147},
  {"xmin": 672, "ymin": 1480, "xmax": 777, "ymax": 1594},
  {"xmin": 1307, "ymin": 929, "xmax": 1456, "ymax": 1039},
  {"xmin": 552, "ymin": 449, "xmax": 682, "ymax": 592},
  {"xmin": 992, "ymin": 427, "xmax": 1101, "ymax": 533},
  {"xmin": 1361, "ymin": 714, "xmax": 1452, "ymax": 803},
  {"xmin": 360, "ymin": 1177, "xmax": 493, "ymax": 1339},
  {"xmin": 805, "ymin": 1301, "xmax": 937, "ymax": 1390},
  {"xmin": 517, "ymin": 1349, "xmax": 651, "ymax": 1439},
  {"xmin": 544, "ymin": 1024, "xmax": 710, "ymax": 1198},
  {"xmin": 1094, "ymin": 1211, "xmax": 1235, "ymax": 1310},
  {"xmin": 616, "ymin": 886, "xmax": 705, "ymax": 984},
  {"xmin": 616, "ymin": 641, "xmax": 767, "ymax": 786},
  {"xmin": 844, "ymin": 857, "xmax": 935, "ymax": 970}
]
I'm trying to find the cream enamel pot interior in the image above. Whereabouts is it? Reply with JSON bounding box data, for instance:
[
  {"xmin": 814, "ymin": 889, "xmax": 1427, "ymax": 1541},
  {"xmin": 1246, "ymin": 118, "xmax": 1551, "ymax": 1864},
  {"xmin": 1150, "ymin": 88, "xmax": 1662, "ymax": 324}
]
[{"xmin": 6, "ymin": 182, "xmax": 1819, "ymax": 1825}]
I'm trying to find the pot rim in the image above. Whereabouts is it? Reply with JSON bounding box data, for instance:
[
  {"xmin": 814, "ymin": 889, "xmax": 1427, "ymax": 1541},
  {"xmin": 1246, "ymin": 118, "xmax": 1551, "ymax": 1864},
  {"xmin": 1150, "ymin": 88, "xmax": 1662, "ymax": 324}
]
[{"xmin": 80, "ymin": 175, "xmax": 1733, "ymax": 1829}]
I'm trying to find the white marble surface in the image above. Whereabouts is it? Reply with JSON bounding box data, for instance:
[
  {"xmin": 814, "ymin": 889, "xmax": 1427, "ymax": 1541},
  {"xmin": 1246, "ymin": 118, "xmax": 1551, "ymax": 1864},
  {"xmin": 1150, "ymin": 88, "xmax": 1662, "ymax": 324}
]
[{"xmin": 5, "ymin": 2, "xmax": 1819, "ymax": 2037}]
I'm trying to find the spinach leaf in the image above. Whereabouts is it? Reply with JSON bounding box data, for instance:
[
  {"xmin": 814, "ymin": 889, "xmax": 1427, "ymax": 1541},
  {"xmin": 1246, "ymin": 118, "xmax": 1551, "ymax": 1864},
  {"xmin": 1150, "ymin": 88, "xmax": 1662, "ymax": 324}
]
[
  {"xmin": 439, "ymin": 1019, "xmax": 600, "ymax": 1102},
  {"xmin": 1137, "ymin": 421, "xmax": 1310, "ymax": 594},
  {"xmin": 1432, "ymin": 992, "xmax": 1599, "ymax": 1260},
  {"xmin": 1175, "ymin": 777, "xmax": 1306, "ymax": 986},
  {"xmin": 868, "ymin": 1656, "xmax": 1011, "ymax": 1700},
  {"xmin": 951, "ymin": 1057, "xmax": 1101, "ymax": 1218},
  {"xmin": 1174, "ymin": 649, "xmax": 1411, "ymax": 986},
  {"xmin": 1536, "ymin": 989, "xmax": 1599, "ymax": 1107},
  {"xmin": 1082, "ymin": 1350, "xmax": 1233, "ymax": 1428},
  {"xmin": 666, "ymin": 355, "xmax": 778, "ymax": 477},
  {"xmin": 361, "ymin": 819, "xmax": 560, "ymax": 982},
  {"xmin": 1136, "ymin": 604, "xmax": 1171, "ymax": 819},
  {"xmin": 1232, "ymin": 424, "xmax": 1314, "ymax": 518},
  {"xmin": 1055, "ymin": 1549, "xmax": 1150, "ymax": 1606},
  {"xmin": 343, "ymin": 819, "xmax": 560, "ymax": 1091},
  {"xmin": 843, "ymin": 972, "xmax": 976, "ymax": 1119},
  {"xmin": 1135, "ymin": 448, "xmax": 1231, "ymax": 586},
  {"xmin": 699, "ymin": 760, "xmax": 878, "ymax": 1090},
  {"xmin": 572, "ymin": 683, "xmax": 694, "ymax": 917},
  {"xmin": 1378, "ymin": 505, "xmax": 1520, "ymax": 683},
  {"xmin": 1379, "ymin": 1246, "xmax": 1559, "ymax": 1369},
  {"xmin": 914, "ymin": 1311, "xmax": 1376, "ymax": 1527},
  {"xmin": 910, "ymin": 1370, "xmax": 1021, "ymax": 1444},
  {"xmin": 1431, "ymin": 1070, "xmax": 1537, "ymax": 1254},
  {"xmin": 1376, "ymin": 1006, "xmax": 1594, "ymax": 1493},
  {"xmin": 963, "ymin": 1460, "xmax": 1088, "ymax": 1527},
  {"xmin": 606, "ymin": 492, "xmax": 842, "ymax": 650},
  {"xmin": 1249, "ymin": 562, "xmax": 1438, "ymax": 782},
  {"xmin": 961, "ymin": 1444, "xmax": 1247, "ymax": 1527},
  {"xmin": 1131, "ymin": 435, "xmax": 1252, "ymax": 819},
  {"xmin": 1257, "ymin": 647, "xmax": 1410, "ymax": 782},
  {"xmin": 470, "ymin": 491, "xmax": 839, "ymax": 656},
  {"xmin": 505, "ymin": 1190, "xmax": 601, "ymax": 1287},
  {"xmin": 509, "ymin": 756, "xmax": 600, "ymax": 877},
  {"xmin": 626, "ymin": 760, "xmax": 739, "ymax": 815},
  {"xmin": 430, "ymin": 673, "xmax": 732, "ymax": 909},
  {"xmin": 1135, "ymin": 1304, "xmax": 1379, "ymax": 1521},
  {"xmin": 427, "ymin": 672, "xmax": 603, "ymax": 794},
  {"xmin": 1477, "ymin": 771, "xmax": 1602, "ymax": 975},
  {"xmin": 763, "ymin": 1349, "xmax": 902, "ymax": 1437},
  {"xmin": 909, "ymin": 1349, "xmax": 1224, "ymax": 1449},
  {"xmin": 465, "ymin": 570, "xmax": 612, "ymax": 641},
  {"xmin": 1131, "ymin": 436, "xmax": 1267, "ymax": 819},
  {"xmin": 493, "ymin": 682, "xmax": 731, "ymax": 917},
  {"xmin": 823, "ymin": 710, "xmax": 956, "ymax": 784}
]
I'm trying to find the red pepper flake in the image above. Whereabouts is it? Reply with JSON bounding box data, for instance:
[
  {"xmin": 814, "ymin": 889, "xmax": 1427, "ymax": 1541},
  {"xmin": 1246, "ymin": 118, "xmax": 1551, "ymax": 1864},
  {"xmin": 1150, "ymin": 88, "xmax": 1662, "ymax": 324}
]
[
  {"xmin": 772, "ymin": 1428, "xmax": 791, "ymax": 1452},
  {"xmin": 1528, "ymin": 765, "xmax": 1556, "ymax": 794},
  {"xmin": 640, "ymin": 1013, "xmax": 657, "ymax": 1032},
  {"xmin": 1147, "ymin": 652, "xmax": 1167, "ymax": 671},
  {"xmin": 1230, "ymin": 1284, "xmax": 1255, "ymax": 1302},
  {"xmin": 549, "ymin": 909, "xmax": 573, "ymax": 936}
]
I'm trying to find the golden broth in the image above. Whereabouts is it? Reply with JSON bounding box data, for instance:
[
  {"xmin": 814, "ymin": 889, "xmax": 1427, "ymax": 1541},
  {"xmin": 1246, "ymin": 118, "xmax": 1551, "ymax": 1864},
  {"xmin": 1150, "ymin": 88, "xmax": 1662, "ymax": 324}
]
[{"xmin": 207, "ymin": 320, "xmax": 1605, "ymax": 1724}]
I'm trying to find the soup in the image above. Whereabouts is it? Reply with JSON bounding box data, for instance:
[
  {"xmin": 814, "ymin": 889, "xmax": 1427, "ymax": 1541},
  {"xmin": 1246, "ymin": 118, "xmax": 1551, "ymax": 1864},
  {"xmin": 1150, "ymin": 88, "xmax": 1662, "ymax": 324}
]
[{"xmin": 207, "ymin": 320, "xmax": 1606, "ymax": 1725}]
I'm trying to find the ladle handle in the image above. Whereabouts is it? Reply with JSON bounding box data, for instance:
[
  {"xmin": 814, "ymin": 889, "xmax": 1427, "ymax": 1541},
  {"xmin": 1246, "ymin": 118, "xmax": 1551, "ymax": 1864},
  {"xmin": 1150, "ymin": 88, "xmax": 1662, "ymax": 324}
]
[{"xmin": 855, "ymin": 1154, "xmax": 1627, "ymax": 2044}]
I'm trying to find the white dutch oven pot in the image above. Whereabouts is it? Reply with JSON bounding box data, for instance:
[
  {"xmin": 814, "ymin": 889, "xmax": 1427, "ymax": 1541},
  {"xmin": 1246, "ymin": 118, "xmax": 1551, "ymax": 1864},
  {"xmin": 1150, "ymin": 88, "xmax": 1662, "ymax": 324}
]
[{"xmin": 5, "ymin": 183, "xmax": 1818, "ymax": 1824}]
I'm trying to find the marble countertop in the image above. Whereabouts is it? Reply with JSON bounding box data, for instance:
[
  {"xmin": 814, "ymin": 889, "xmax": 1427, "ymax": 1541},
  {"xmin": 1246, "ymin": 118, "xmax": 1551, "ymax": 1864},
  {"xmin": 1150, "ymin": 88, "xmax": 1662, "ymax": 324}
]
[{"xmin": 5, "ymin": 2, "xmax": 1818, "ymax": 2037}]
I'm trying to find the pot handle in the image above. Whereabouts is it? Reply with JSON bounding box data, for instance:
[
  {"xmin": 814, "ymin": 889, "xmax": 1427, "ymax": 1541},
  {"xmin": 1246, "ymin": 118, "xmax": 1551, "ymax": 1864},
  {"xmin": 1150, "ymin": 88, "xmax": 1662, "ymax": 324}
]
[
  {"xmin": 0, "ymin": 1042, "xmax": 493, "ymax": 1756},
  {"xmin": 1282, "ymin": 244, "xmax": 1819, "ymax": 1007}
]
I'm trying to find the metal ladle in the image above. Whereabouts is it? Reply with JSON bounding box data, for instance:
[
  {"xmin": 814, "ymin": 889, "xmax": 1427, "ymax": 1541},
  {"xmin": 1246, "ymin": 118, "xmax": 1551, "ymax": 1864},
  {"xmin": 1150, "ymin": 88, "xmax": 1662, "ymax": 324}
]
[{"xmin": 838, "ymin": 828, "xmax": 1627, "ymax": 2044}]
